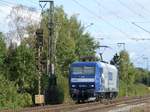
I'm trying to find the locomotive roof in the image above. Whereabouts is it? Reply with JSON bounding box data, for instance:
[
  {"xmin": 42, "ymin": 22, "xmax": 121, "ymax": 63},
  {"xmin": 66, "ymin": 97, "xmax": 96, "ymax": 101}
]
[{"xmin": 71, "ymin": 61, "xmax": 117, "ymax": 70}]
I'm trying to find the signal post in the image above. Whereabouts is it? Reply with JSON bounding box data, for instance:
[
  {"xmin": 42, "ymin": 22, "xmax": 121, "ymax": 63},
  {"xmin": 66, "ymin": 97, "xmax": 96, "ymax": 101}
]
[
  {"xmin": 35, "ymin": 0, "xmax": 57, "ymax": 105},
  {"xmin": 35, "ymin": 29, "xmax": 45, "ymax": 105}
]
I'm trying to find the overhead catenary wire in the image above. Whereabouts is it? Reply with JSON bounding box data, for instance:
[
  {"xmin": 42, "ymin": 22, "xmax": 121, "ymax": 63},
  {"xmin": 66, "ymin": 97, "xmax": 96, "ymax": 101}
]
[
  {"xmin": 62, "ymin": 0, "xmax": 149, "ymax": 69},
  {"xmin": 132, "ymin": 22, "xmax": 150, "ymax": 35},
  {"xmin": 95, "ymin": 1, "xmax": 150, "ymax": 66},
  {"xmin": 117, "ymin": 0, "xmax": 146, "ymax": 19},
  {"xmin": 0, "ymin": 0, "xmax": 40, "ymax": 11},
  {"xmin": 0, "ymin": 0, "xmax": 13, "ymax": 7},
  {"xmin": 131, "ymin": 0, "xmax": 150, "ymax": 16},
  {"xmin": 95, "ymin": 0, "xmax": 143, "ymax": 39},
  {"xmin": 116, "ymin": 0, "xmax": 150, "ymax": 39},
  {"xmin": 0, "ymin": 0, "xmax": 20, "ymax": 7},
  {"xmin": 23, "ymin": 0, "xmax": 41, "ymax": 10},
  {"xmin": 72, "ymin": 0, "xmax": 133, "ymax": 40},
  {"xmin": 133, "ymin": 21, "xmax": 150, "ymax": 23},
  {"xmin": 26, "ymin": 0, "xmax": 39, "ymax": 5},
  {"xmin": 0, "ymin": 0, "xmax": 40, "ymax": 20}
]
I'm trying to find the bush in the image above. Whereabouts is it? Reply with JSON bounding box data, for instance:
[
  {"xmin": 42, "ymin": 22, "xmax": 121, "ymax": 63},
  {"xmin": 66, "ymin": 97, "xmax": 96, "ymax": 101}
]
[
  {"xmin": 19, "ymin": 93, "xmax": 32, "ymax": 107},
  {"xmin": 119, "ymin": 80, "xmax": 126, "ymax": 97},
  {"xmin": 119, "ymin": 80, "xmax": 150, "ymax": 97},
  {"xmin": 57, "ymin": 74, "xmax": 71, "ymax": 103},
  {"xmin": 0, "ymin": 75, "xmax": 32, "ymax": 110}
]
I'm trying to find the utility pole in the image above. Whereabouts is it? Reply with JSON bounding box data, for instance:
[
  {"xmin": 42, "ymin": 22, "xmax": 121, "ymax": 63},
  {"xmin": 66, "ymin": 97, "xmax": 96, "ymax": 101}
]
[
  {"xmin": 35, "ymin": 29, "xmax": 44, "ymax": 105},
  {"xmin": 117, "ymin": 42, "xmax": 125, "ymax": 51},
  {"xmin": 143, "ymin": 57, "xmax": 149, "ymax": 70},
  {"xmin": 35, "ymin": 0, "xmax": 56, "ymax": 104},
  {"xmin": 143, "ymin": 57, "xmax": 149, "ymax": 86},
  {"xmin": 36, "ymin": 29, "xmax": 43, "ymax": 95},
  {"xmin": 97, "ymin": 45, "xmax": 110, "ymax": 61},
  {"xmin": 117, "ymin": 43, "xmax": 128, "ymax": 97},
  {"xmin": 39, "ymin": 0, "xmax": 56, "ymax": 85}
]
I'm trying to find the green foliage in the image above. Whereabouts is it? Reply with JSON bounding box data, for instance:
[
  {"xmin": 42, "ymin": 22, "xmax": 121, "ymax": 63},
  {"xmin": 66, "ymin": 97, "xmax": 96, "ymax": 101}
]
[
  {"xmin": 0, "ymin": 5, "xmax": 98, "ymax": 107},
  {"xmin": 133, "ymin": 83, "xmax": 150, "ymax": 96},
  {"xmin": 111, "ymin": 50, "xmax": 150, "ymax": 97},
  {"xmin": 0, "ymin": 4, "xmax": 99, "ymax": 109},
  {"xmin": 57, "ymin": 73, "xmax": 71, "ymax": 103},
  {"xmin": 0, "ymin": 33, "xmax": 30, "ymax": 110},
  {"xmin": 119, "ymin": 80, "xmax": 150, "ymax": 97},
  {"xmin": 119, "ymin": 51, "xmax": 130, "ymax": 80},
  {"xmin": 38, "ymin": 6, "xmax": 99, "ymax": 104},
  {"xmin": 0, "ymin": 75, "xmax": 32, "ymax": 110},
  {"xmin": 110, "ymin": 53, "xmax": 120, "ymax": 66},
  {"xmin": 1, "ymin": 4, "xmax": 149, "ymax": 109},
  {"xmin": 118, "ymin": 80, "xmax": 126, "ymax": 96},
  {"xmin": 0, "ymin": 40, "xmax": 37, "ymax": 109},
  {"xmin": 0, "ymin": 33, "xmax": 6, "ymax": 69},
  {"xmin": 45, "ymin": 78, "xmax": 64, "ymax": 104},
  {"xmin": 134, "ymin": 68, "xmax": 150, "ymax": 86},
  {"xmin": 40, "ymin": 6, "xmax": 98, "ymax": 75},
  {"xmin": 5, "ymin": 44, "xmax": 37, "ymax": 94}
]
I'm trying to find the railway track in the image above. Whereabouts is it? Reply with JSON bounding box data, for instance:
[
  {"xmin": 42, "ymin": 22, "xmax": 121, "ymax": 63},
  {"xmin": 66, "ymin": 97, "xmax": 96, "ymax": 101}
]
[
  {"xmin": 69, "ymin": 96, "xmax": 150, "ymax": 112},
  {"xmin": 2, "ymin": 95, "xmax": 150, "ymax": 112}
]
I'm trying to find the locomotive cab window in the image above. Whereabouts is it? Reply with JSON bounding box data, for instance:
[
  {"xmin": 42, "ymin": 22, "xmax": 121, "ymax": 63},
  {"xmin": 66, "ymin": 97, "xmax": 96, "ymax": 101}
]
[
  {"xmin": 108, "ymin": 72, "xmax": 113, "ymax": 80},
  {"xmin": 72, "ymin": 66, "xmax": 95, "ymax": 75}
]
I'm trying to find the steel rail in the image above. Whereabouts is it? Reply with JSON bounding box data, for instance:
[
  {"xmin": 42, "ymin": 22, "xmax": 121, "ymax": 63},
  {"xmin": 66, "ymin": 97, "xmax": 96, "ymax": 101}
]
[{"xmin": 2, "ymin": 95, "xmax": 150, "ymax": 112}]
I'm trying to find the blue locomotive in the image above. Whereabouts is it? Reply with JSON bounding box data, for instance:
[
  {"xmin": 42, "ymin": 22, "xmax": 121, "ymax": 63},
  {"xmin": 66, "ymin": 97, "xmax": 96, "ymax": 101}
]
[{"xmin": 69, "ymin": 61, "xmax": 119, "ymax": 102}]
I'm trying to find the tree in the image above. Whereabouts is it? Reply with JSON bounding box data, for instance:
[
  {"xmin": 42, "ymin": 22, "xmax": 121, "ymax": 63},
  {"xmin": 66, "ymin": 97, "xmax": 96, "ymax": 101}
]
[
  {"xmin": 39, "ymin": 6, "xmax": 99, "ymax": 103},
  {"xmin": 4, "ymin": 5, "xmax": 99, "ymax": 105},
  {"xmin": 0, "ymin": 32, "xmax": 32, "ymax": 109},
  {"xmin": 0, "ymin": 32, "xmax": 6, "ymax": 69},
  {"xmin": 6, "ymin": 5, "xmax": 39, "ymax": 44},
  {"xmin": 0, "ymin": 75, "xmax": 32, "ymax": 110},
  {"xmin": 110, "ymin": 53, "xmax": 120, "ymax": 68},
  {"xmin": 111, "ymin": 51, "xmax": 137, "ymax": 96},
  {"xmin": 38, "ymin": 6, "xmax": 99, "ymax": 76},
  {"xmin": 69, "ymin": 15, "xmax": 98, "ymax": 58},
  {"xmin": 135, "ymin": 68, "xmax": 150, "ymax": 86},
  {"xmin": 110, "ymin": 51, "xmax": 150, "ymax": 96},
  {"xmin": 119, "ymin": 51, "xmax": 130, "ymax": 80},
  {"xmin": 5, "ymin": 44, "xmax": 37, "ymax": 95}
]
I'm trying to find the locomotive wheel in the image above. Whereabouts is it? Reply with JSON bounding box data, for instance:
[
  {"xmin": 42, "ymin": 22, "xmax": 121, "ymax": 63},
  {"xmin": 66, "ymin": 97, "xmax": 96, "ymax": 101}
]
[{"xmin": 95, "ymin": 95, "xmax": 99, "ymax": 102}]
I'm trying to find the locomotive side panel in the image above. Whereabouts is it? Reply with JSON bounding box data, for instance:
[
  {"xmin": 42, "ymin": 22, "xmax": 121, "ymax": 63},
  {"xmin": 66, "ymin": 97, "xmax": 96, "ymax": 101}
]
[
  {"xmin": 107, "ymin": 65, "xmax": 118, "ymax": 92},
  {"xmin": 97, "ymin": 62, "xmax": 118, "ymax": 92}
]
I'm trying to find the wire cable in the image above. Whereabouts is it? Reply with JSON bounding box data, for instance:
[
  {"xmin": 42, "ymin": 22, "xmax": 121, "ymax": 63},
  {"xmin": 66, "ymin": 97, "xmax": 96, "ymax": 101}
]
[
  {"xmin": 0, "ymin": 0, "xmax": 40, "ymax": 20},
  {"xmin": 72, "ymin": 0, "xmax": 132, "ymax": 39},
  {"xmin": 95, "ymin": 0, "xmax": 143, "ymax": 39},
  {"xmin": 26, "ymin": 0, "xmax": 39, "ymax": 5},
  {"xmin": 131, "ymin": 0, "xmax": 150, "ymax": 15},
  {"xmin": 117, "ymin": 0, "xmax": 146, "ymax": 19},
  {"xmin": 0, "ymin": 0, "xmax": 40, "ymax": 11}
]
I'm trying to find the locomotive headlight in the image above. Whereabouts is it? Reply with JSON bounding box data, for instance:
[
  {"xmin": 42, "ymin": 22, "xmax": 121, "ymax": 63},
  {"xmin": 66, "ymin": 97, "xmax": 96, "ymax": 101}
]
[
  {"xmin": 72, "ymin": 85, "xmax": 76, "ymax": 87},
  {"xmin": 91, "ymin": 85, "xmax": 94, "ymax": 87}
]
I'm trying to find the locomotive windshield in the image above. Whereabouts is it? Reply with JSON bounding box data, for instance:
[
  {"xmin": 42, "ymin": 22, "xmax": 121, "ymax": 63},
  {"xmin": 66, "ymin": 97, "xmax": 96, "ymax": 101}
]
[{"xmin": 72, "ymin": 66, "xmax": 95, "ymax": 75}]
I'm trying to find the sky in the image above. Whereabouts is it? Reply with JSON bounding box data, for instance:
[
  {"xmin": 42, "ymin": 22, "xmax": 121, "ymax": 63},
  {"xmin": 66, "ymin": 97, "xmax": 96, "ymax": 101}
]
[{"xmin": 0, "ymin": 0, "xmax": 150, "ymax": 69}]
